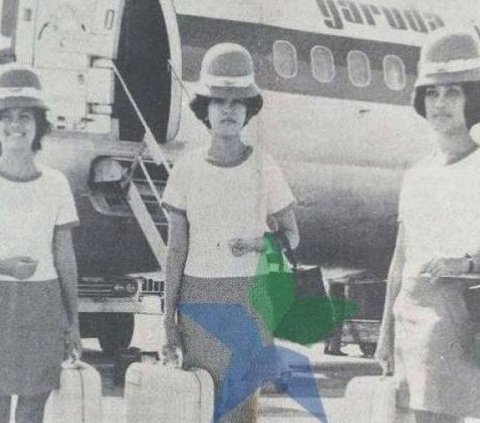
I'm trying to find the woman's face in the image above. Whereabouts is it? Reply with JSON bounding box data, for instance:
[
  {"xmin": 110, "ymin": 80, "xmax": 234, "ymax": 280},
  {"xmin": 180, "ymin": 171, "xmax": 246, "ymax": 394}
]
[
  {"xmin": 207, "ymin": 97, "xmax": 247, "ymax": 136},
  {"xmin": 424, "ymin": 84, "xmax": 467, "ymax": 134},
  {"xmin": 0, "ymin": 107, "xmax": 37, "ymax": 154}
]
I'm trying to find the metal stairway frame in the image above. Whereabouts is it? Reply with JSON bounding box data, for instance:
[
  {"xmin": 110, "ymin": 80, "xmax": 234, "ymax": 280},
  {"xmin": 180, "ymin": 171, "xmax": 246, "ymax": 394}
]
[{"xmin": 111, "ymin": 60, "xmax": 171, "ymax": 270}]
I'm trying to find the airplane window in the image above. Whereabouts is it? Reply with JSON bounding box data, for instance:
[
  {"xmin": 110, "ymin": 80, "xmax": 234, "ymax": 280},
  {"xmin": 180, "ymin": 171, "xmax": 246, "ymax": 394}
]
[
  {"xmin": 311, "ymin": 46, "xmax": 334, "ymax": 83},
  {"xmin": 384, "ymin": 55, "xmax": 406, "ymax": 91},
  {"xmin": 273, "ymin": 40, "xmax": 297, "ymax": 79},
  {"xmin": 347, "ymin": 50, "xmax": 371, "ymax": 87}
]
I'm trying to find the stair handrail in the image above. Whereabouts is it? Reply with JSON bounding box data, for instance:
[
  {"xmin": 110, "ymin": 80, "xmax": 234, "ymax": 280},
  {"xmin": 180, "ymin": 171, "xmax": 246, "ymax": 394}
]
[
  {"xmin": 138, "ymin": 158, "xmax": 166, "ymax": 208},
  {"xmin": 111, "ymin": 61, "xmax": 171, "ymax": 173}
]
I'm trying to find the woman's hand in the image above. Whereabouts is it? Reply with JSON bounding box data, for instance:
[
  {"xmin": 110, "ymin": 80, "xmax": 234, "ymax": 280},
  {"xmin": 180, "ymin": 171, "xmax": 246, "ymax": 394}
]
[
  {"xmin": 375, "ymin": 314, "xmax": 395, "ymax": 376},
  {"xmin": 161, "ymin": 344, "xmax": 182, "ymax": 367},
  {"xmin": 375, "ymin": 334, "xmax": 394, "ymax": 376},
  {"xmin": 164, "ymin": 315, "xmax": 181, "ymax": 347},
  {"xmin": 420, "ymin": 256, "xmax": 469, "ymax": 279},
  {"xmin": 162, "ymin": 316, "xmax": 182, "ymax": 366},
  {"xmin": 228, "ymin": 237, "xmax": 264, "ymax": 256},
  {"xmin": 65, "ymin": 324, "xmax": 83, "ymax": 360},
  {"xmin": 0, "ymin": 256, "xmax": 38, "ymax": 280}
]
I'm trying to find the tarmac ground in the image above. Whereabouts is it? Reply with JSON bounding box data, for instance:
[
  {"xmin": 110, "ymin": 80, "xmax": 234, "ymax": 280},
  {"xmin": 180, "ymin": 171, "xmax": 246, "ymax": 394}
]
[{"xmin": 9, "ymin": 313, "xmax": 480, "ymax": 422}]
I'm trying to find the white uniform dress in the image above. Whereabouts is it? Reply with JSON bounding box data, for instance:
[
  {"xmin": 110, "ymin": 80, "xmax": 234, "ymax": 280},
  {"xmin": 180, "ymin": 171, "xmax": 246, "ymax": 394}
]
[
  {"xmin": 394, "ymin": 149, "xmax": 480, "ymax": 418},
  {"xmin": 0, "ymin": 166, "xmax": 79, "ymax": 395},
  {"xmin": 162, "ymin": 146, "xmax": 295, "ymax": 423}
]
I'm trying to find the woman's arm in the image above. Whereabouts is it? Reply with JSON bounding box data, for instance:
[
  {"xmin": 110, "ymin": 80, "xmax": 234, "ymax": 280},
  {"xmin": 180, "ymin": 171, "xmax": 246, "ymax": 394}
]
[
  {"xmin": 230, "ymin": 208, "xmax": 299, "ymax": 256},
  {"xmin": 375, "ymin": 223, "xmax": 405, "ymax": 372},
  {"xmin": 383, "ymin": 224, "xmax": 405, "ymax": 325},
  {"xmin": 53, "ymin": 227, "xmax": 82, "ymax": 356},
  {"xmin": 164, "ymin": 212, "xmax": 189, "ymax": 347},
  {"xmin": 0, "ymin": 257, "xmax": 38, "ymax": 280},
  {"xmin": 420, "ymin": 252, "xmax": 475, "ymax": 278}
]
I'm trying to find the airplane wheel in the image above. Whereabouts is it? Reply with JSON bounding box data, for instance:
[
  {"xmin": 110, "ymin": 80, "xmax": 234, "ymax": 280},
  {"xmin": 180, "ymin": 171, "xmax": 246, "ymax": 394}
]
[
  {"xmin": 359, "ymin": 342, "xmax": 377, "ymax": 357},
  {"xmin": 98, "ymin": 313, "xmax": 135, "ymax": 356}
]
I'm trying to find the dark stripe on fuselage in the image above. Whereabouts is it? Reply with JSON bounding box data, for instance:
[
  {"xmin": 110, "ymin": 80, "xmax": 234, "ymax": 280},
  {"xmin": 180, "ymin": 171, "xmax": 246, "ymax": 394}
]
[{"xmin": 177, "ymin": 14, "xmax": 421, "ymax": 105}]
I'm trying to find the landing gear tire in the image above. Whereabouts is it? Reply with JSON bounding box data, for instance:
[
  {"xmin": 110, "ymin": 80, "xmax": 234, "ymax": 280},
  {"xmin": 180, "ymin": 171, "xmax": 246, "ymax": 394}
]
[
  {"xmin": 98, "ymin": 313, "xmax": 135, "ymax": 356},
  {"xmin": 359, "ymin": 342, "xmax": 377, "ymax": 357}
]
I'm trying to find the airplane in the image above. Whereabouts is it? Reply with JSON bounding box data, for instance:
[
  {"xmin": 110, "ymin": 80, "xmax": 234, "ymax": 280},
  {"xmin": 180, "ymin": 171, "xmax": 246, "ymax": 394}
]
[{"xmin": 0, "ymin": 0, "xmax": 474, "ymax": 353}]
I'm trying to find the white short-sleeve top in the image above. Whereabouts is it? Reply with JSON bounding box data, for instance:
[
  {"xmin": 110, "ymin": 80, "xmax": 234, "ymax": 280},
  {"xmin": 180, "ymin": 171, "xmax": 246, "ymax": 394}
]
[
  {"xmin": 162, "ymin": 147, "xmax": 296, "ymax": 278},
  {"xmin": 399, "ymin": 149, "xmax": 480, "ymax": 286},
  {"xmin": 0, "ymin": 166, "xmax": 79, "ymax": 282}
]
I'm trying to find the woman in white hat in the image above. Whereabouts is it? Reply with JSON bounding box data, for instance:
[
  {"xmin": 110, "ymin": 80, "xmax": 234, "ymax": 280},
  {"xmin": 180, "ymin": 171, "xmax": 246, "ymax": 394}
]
[
  {"xmin": 376, "ymin": 30, "xmax": 480, "ymax": 422},
  {"xmin": 162, "ymin": 43, "xmax": 299, "ymax": 422},
  {"xmin": 0, "ymin": 67, "xmax": 81, "ymax": 422}
]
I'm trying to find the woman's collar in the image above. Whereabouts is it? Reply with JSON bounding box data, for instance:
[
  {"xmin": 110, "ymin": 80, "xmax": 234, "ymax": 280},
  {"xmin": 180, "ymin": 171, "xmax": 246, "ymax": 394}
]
[{"xmin": 205, "ymin": 145, "xmax": 253, "ymax": 168}]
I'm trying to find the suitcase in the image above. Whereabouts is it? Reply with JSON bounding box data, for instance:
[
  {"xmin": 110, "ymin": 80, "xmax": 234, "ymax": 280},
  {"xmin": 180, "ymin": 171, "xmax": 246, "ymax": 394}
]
[
  {"xmin": 344, "ymin": 376, "xmax": 414, "ymax": 423},
  {"xmin": 125, "ymin": 361, "xmax": 214, "ymax": 422},
  {"xmin": 43, "ymin": 360, "xmax": 102, "ymax": 423}
]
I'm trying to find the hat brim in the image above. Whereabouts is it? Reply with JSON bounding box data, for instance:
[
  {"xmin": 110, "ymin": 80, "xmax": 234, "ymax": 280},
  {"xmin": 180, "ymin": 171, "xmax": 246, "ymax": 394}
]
[
  {"xmin": 0, "ymin": 96, "xmax": 48, "ymax": 112},
  {"xmin": 193, "ymin": 83, "xmax": 261, "ymax": 99},
  {"xmin": 415, "ymin": 68, "xmax": 480, "ymax": 87}
]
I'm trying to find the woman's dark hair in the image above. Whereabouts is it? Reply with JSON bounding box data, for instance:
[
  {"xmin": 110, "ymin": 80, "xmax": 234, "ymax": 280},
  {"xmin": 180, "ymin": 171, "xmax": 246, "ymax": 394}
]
[
  {"xmin": 413, "ymin": 81, "xmax": 480, "ymax": 130},
  {"xmin": 31, "ymin": 108, "xmax": 52, "ymax": 151},
  {"xmin": 189, "ymin": 95, "xmax": 263, "ymax": 129}
]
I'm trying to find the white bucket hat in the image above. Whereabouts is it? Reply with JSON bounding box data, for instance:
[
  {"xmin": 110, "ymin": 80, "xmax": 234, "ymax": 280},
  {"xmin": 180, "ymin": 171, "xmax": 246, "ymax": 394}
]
[
  {"xmin": 0, "ymin": 66, "xmax": 48, "ymax": 112},
  {"xmin": 413, "ymin": 29, "xmax": 480, "ymax": 126},
  {"xmin": 415, "ymin": 29, "xmax": 480, "ymax": 88},
  {"xmin": 194, "ymin": 43, "xmax": 261, "ymax": 99}
]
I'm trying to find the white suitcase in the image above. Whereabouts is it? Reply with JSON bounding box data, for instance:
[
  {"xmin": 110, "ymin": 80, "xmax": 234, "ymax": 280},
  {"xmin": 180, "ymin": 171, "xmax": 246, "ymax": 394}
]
[
  {"xmin": 344, "ymin": 376, "xmax": 414, "ymax": 423},
  {"xmin": 125, "ymin": 361, "xmax": 214, "ymax": 423},
  {"xmin": 43, "ymin": 360, "xmax": 102, "ymax": 423}
]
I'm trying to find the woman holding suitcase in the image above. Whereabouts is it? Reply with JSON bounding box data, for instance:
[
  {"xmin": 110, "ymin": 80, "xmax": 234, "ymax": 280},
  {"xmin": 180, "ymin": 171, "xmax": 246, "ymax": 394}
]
[
  {"xmin": 162, "ymin": 43, "xmax": 299, "ymax": 422},
  {"xmin": 376, "ymin": 29, "xmax": 480, "ymax": 423},
  {"xmin": 0, "ymin": 67, "xmax": 81, "ymax": 423}
]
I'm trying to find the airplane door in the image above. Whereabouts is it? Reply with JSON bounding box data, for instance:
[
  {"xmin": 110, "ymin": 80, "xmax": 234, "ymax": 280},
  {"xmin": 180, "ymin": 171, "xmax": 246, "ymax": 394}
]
[
  {"xmin": 31, "ymin": 0, "xmax": 124, "ymax": 133},
  {"xmin": 114, "ymin": 0, "xmax": 181, "ymax": 143},
  {"xmin": 0, "ymin": 0, "xmax": 182, "ymax": 143},
  {"xmin": 29, "ymin": 0, "xmax": 181, "ymax": 144}
]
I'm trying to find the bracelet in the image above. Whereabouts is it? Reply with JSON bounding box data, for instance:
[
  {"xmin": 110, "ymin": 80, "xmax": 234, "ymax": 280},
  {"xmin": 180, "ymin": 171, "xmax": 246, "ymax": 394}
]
[
  {"xmin": 465, "ymin": 253, "xmax": 474, "ymax": 273},
  {"xmin": 247, "ymin": 238, "xmax": 265, "ymax": 253}
]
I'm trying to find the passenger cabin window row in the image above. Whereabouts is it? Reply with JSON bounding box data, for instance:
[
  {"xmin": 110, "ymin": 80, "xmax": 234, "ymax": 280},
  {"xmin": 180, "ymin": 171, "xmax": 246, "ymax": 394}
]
[{"xmin": 272, "ymin": 41, "xmax": 406, "ymax": 91}]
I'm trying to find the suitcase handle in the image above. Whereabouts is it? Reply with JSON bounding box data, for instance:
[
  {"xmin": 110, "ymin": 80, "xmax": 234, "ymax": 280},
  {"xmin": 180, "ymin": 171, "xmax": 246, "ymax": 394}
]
[
  {"xmin": 61, "ymin": 348, "xmax": 84, "ymax": 369},
  {"xmin": 160, "ymin": 345, "xmax": 183, "ymax": 368},
  {"xmin": 61, "ymin": 357, "xmax": 89, "ymax": 370}
]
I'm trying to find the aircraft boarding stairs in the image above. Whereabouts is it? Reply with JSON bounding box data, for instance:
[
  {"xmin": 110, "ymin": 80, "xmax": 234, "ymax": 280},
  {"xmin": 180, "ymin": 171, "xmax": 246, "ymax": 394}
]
[
  {"xmin": 124, "ymin": 156, "xmax": 169, "ymax": 270},
  {"xmin": 103, "ymin": 63, "xmax": 172, "ymax": 273}
]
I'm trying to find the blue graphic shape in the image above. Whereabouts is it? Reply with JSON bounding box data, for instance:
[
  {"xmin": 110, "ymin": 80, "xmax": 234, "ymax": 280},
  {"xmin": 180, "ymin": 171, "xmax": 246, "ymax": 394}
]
[
  {"xmin": 243, "ymin": 346, "xmax": 327, "ymax": 421},
  {"xmin": 179, "ymin": 303, "xmax": 328, "ymax": 422}
]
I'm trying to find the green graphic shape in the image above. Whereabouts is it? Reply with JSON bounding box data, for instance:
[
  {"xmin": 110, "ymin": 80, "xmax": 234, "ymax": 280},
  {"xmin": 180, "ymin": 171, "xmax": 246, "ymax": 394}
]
[{"xmin": 250, "ymin": 233, "xmax": 358, "ymax": 345}]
